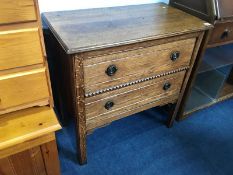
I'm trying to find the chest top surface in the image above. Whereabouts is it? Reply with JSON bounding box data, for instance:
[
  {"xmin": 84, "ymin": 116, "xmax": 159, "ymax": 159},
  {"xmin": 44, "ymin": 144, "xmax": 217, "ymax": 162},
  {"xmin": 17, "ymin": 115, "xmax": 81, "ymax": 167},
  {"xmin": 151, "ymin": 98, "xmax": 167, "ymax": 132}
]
[{"xmin": 43, "ymin": 3, "xmax": 211, "ymax": 54}]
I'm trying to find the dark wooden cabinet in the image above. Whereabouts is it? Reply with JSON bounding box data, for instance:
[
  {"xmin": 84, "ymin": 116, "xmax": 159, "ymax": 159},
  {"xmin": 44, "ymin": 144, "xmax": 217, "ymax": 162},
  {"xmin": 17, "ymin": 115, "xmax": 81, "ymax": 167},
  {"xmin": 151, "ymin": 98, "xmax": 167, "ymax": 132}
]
[
  {"xmin": 170, "ymin": 0, "xmax": 233, "ymax": 120},
  {"xmin": 43, "ymin": 3, "xmax": 211, "ymax": 164}
]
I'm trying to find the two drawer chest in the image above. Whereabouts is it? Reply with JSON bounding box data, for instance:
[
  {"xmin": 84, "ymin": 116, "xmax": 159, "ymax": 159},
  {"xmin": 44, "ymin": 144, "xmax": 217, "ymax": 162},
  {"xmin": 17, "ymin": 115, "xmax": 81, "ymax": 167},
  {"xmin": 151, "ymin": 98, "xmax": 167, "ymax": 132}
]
[{"xmin": 43, "ymin": 3, "xmax": 212, "ymax": 164}]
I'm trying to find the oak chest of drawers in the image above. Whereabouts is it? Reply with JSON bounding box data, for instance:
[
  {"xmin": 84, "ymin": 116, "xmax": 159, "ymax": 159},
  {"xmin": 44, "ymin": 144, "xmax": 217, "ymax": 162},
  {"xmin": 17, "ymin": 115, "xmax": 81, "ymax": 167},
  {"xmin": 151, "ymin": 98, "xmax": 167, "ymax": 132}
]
[{"xmin": 43, "ymin": 3, "xmax": 211, "ymax": 164}]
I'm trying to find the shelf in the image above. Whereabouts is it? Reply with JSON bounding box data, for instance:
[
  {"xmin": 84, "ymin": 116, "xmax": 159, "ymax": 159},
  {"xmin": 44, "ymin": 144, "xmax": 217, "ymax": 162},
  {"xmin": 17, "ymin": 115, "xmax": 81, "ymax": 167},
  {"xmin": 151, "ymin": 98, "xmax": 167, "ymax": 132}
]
[
  {"xmin": 195, "ymin": 68, "xmax": 226, "ymax": 99},
  {"xmin": 0, "ymin": 107, "xmax": 61, "ymax": 151},
  {"xmin": 198, "ymin": 44, "xmax": 233, "ymax": 74},
  {"xmin": 184, "ymin": 87, "xmax": 214, "ymax": 113},
  {"xmin": 185, "ymin": 64, "xmax": 233, "ymax": 115}
]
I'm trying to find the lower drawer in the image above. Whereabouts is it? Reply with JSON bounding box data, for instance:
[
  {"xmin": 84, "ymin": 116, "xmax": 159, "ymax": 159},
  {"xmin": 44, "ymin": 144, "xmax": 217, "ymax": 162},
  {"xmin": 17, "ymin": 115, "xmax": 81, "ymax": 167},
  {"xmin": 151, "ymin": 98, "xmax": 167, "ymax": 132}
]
[
  {"xmin": 85, "ymin": 71, "xmax": 186, "ymax": 121},
  {"xmin": 0, "ymin": 68, "xmax": 50, "ymax": 114},
  {"xmin": 86, "ymin": 93, "xmax": 179, "ymax": 131},
  {"xmin": 208, "ymin": 21, "xmax": 233, "ymax": 46}
]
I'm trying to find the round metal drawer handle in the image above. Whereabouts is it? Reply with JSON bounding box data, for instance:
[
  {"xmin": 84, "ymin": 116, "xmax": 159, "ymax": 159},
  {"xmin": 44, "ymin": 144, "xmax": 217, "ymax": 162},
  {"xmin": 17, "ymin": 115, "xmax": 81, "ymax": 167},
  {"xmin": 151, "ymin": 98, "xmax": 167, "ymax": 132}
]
[
  {"xmin": 163, "ymin": 82, "xmax": 171, "ymax": 91},
  {"xmin": 105, "ymin": 64, "xmax": 118, "ymax": 76},
  {"xmin": 221, "ymin": 29, "xmax": 229, "ymax": 39},
  {"xmin": 104, "ymin": 101, "xmax": 114, "ymax": 110},
  {"xmin": 170, "ymin": 51, "xmax": 180, "ymax": 61}
]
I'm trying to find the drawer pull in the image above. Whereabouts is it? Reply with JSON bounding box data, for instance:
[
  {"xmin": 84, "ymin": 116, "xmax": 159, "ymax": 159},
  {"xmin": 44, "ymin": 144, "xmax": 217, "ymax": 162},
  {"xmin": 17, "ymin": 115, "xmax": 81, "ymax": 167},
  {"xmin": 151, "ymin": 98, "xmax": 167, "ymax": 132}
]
[
  {"xmin": 163, "ymin": 82, "xmax": 171, "ymax": 91},
  {"xmin": 170, "ymin": 51, "xmax": 180, "ymax": 61},
  {"xmin": 105, "ymin": 101, "xmax": 114, "ymax": 110},
  {"xmin": 106, "ymin": 65, "xmax": 118, "ymax": 76},
  {"xmin": 221, "ymin": 29, "xmax": 229, "ymax": 39}
]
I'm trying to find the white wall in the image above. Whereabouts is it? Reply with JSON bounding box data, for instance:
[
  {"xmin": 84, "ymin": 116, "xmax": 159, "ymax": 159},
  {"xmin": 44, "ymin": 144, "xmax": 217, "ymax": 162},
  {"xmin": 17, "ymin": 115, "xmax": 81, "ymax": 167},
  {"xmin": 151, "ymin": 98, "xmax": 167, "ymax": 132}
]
[{"xmin": 39, "ymin": 0, "xmax": 168, "ymax": 12}]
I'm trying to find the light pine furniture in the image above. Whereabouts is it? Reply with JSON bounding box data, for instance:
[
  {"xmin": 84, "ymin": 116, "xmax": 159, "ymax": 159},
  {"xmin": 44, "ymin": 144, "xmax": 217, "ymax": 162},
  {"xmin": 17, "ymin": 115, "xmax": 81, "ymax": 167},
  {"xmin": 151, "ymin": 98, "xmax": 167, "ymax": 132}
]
[
  {"xmin": 43, "ymin": 3, "xmax": 212, "ymax": 164},
  {"xmin": 0, "ymin": 0, "xmax": 52, "ymax": 115},
  {"xmin": 0, "ymin": 107, "xmax": 61, "ymax": 175},
  {"xmin": 170, "ymin": 0, "xmax": 233, "ymax": 120},
  {"xmin": 0, "ymin": 0, "xmax": 61, "ymax": 174}
]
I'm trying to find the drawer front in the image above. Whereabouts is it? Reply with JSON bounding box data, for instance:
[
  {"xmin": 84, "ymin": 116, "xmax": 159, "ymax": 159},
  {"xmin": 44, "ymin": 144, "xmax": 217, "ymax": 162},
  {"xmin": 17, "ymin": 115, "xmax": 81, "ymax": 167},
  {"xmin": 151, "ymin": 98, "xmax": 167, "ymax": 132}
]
[
  {"xmin": 86, "ymin": 93, "xmax": 179, "ymax": 131},
  {"xmin": 85, "ymin": 71, "xmax": 186, "ymax": 119},
  {"xmin": 0, "ymin": 28, "xmax": 44, "ymax": 70},
  {"xmin": 83, "ymin": 38, "xmax": 195, "ymax": 93},
  {"xmin": 208, "ymin": 22, "xmax": 233, "ymax": 46},
  {"xmin": 218, "ymin": 0, "xmax": 233, "ymax": 19},
  {"xmin": 0, "ymin": 0, "xmax": 37, "ymax": 24},
  {"xmin": 0, "ymin": 68, "xmax": 49, "ymax": 111}
]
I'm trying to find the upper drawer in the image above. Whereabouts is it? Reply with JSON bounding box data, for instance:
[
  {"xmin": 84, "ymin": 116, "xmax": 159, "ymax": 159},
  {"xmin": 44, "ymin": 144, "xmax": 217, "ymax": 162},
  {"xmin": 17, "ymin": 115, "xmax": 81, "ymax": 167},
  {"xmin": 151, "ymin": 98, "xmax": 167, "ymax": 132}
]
[
  {"xmin": 0, "ymin": 68, "xmax": 49, "ymax": 114},
  {"xmin": 83, "ymin": 38, "xmax": 196, "ymax": 93},
  {"xmin": 0, "ymin": 28, "xmax": 44, "ymax": 71},
  {"xmin": 0, "ymin": 0, "xmax": 37, "ymax": 24},
  {"xmin": 208, "ymin": 21, "xmax": 233, "ymax": 46}
]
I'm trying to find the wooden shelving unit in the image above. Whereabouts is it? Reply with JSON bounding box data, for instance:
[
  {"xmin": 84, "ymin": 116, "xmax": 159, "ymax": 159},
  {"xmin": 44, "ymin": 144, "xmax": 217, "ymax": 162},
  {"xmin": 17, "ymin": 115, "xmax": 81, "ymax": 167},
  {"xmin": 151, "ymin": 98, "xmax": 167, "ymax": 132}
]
[
  {"xmin": 184, "ymin": 44, "xmax": 233, "ymax": 116},
  {"xmin": 170, "ymin": 0, "xmax": 233, "ymax": 120}
]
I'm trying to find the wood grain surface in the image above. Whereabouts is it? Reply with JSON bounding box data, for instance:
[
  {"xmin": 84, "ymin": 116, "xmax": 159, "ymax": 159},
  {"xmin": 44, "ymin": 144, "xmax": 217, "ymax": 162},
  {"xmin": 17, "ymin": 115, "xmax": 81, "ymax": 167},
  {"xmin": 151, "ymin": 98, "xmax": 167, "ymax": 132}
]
[
  {"xmin": 0, "ymin": 28, "xmax": 44, "ymax": 70},
  {"xmin": 0, "ymin": 146, "xmax": 46, "ymax": 175},
  {"xmin": 0, "ymin": 0, "xmax": 37, "ymax": 24},
  {"xmin": 208, "ymin": 21, "xmax": 233, "ymax": 47},
  {"xmin": 42, "ymin": 3, "xmax": 209, "ymax": 54},
  {"xmin": 0, "ymin": 68, "xmax": 49, "ymax": 114},
  {"xmin": 43, "ymin": 3, "xmax": 210, "ymax": 164},
  {"xmin": 0, "ymin": 133, "xmax": 55, "ymax": 159},
  {"xmin": 85, "ymin": 71, "xmax": 186, "ymax": 119},
  {"xmin": 74, "ymin": 55, "xmax": 87, "ymax": 165},
  {"xmin": 41, "ymin": 140, "xmax": 61, "ymax": 175},
  {"xmin": 0, "ymin": 140, "xmax": 61, "ymax": 175},
  {"xmin": 83, "ymin": 38, "xmax": 195, "ymax": 93},
  {"xmin": 86, "ymin": 93, "xmax": 179, "ymax": 131},
  {"xmin": 0, "ymin": 106, "xmax": 61, "ymax": 150},
  {"xmin": 218, "ymin": 0, "xmax": 233, "ymax": 19}
]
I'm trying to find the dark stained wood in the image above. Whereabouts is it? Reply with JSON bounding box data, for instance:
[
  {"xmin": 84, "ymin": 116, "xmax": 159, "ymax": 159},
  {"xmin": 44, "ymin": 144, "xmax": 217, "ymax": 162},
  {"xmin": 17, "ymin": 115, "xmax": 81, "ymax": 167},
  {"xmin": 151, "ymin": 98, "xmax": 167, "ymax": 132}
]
[
  {"xmin": 87, "ymin": 94, "xmax": 179, "ymax": 131},
  {"xmin": 79, "ymin": 32, "xmax": 200, "ymax": 59},
  {"xmin": 169, "ymin": 0, "xmax": 233, "ymax": 120},
  {"xmin": 43, "ymin": 28, "xmax": 76, "ymax": 125},
  {"xmin": 85, "ymin": 70, "xmax": 185, "ymax": 104},
  {"xmin": 170, "ymin": 0, "xmax": 233, "ymax": 47},
  {"xmin": 83, "ymin": 38, "xmax": 195, "ymax": 93},
  {"xmin": 42, "ymin": 3, "xmax": 209, "ymax": 54},
  {"xmin": 86, "ymin": 71, "xmax": 185, "ymax": 120},
  {"xmin": 74, "ymin": 55, "xmax": 87, "ymax": 165},
  {"xmin": 218, "ymin": 0, "xmax": 233, "ymax": 19},
  {"xmin": 167, "ymin": 32, "xmax": 205, "ymax": 127},
  {"xmin": 175, "ymin": 30, "xmax": 213, "ymax": 121},
  {"xmin": 43, "ymin": 3, "xmax": 210, "ymax": 164},
  {"xmin": 208, "ymin": 20, "xmax": 233, "ymax": 47},
  {"xmin": 169, "ymin": 0, "xmax": 216, "ymax": 23}
]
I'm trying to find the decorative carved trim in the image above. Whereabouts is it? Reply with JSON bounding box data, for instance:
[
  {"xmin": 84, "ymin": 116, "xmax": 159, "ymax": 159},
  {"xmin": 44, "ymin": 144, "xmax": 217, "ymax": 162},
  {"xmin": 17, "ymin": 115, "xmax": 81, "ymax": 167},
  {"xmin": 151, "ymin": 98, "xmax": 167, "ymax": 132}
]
[
  {"xmin": 74, "ymin": 55, "xmax": 87, "ymax": 164},
  {"xmin": 85, "ymin": 66, "xmax": 189, "ymax": 98}
]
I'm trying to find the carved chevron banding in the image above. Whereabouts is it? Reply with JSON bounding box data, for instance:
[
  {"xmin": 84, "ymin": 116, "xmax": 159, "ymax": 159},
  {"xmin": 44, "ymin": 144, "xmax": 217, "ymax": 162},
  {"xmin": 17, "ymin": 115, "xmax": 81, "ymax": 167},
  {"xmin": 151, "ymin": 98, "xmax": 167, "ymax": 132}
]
[{"xmin": 85, "ymin": 66, "xmax": 189, "ymax": 97}]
